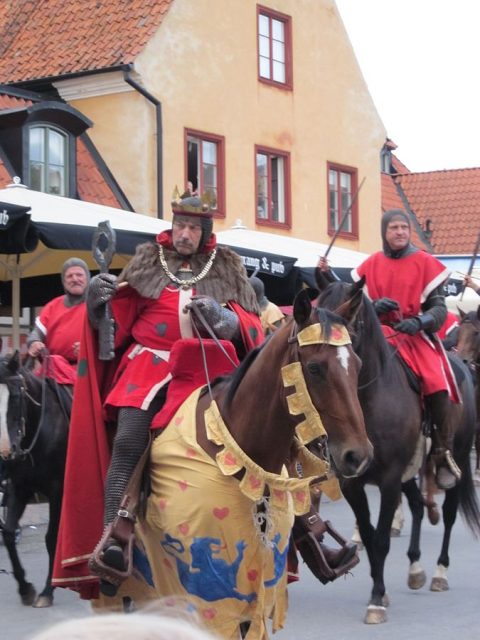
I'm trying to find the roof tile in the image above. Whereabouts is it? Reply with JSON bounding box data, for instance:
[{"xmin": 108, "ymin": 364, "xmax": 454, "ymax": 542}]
[{"xmin": 0, "ymin": 1, "xmax": 174, "ymax": 83}]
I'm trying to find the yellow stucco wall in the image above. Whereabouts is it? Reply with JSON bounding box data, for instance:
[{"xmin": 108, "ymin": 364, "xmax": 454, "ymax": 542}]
[{"xmin": 71, "ymin": 0, "xmax": 386, "ymax": 254}]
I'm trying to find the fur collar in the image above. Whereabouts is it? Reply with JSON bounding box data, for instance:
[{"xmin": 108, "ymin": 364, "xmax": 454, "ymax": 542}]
[{"xmin": 118, "ymin": 242, "xmax": 259, "ymax": 313}]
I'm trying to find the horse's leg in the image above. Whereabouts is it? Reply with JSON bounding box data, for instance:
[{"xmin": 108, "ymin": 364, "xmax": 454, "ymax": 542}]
[
  {"xmin": 430, "ymin": 485, "xmax": 458, "ymax": 592},
  {"xmin": 2, "ymin": 486, "xmax": 37, "ymax": 605},
  {"xmin": 33, "ymin": 488, "xmax": 62, "ymax": 608},
  {"xmin": 342, "ymin": 481, "xmax": 392, "ymax": 624},
  {"xmin": 401, "ymin": 478, "xmax": 427, "ymax": 589}
]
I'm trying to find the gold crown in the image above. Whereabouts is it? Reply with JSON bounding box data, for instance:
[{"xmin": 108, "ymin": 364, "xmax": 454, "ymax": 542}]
[{"xmin": 171, "ymin": 185, "xmax": 214, "ymax": 216}]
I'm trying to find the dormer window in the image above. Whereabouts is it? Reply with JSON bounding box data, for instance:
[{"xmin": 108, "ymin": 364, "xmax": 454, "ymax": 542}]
[{"xmin": 29, "ymin": 125, "xmax": 68, "ymax": 195}]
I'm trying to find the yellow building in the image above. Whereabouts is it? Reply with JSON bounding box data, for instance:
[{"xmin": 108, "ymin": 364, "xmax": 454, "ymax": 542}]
[{"xmin": 0, "ymin": 0, "xmax": 386, "ymax": 257}]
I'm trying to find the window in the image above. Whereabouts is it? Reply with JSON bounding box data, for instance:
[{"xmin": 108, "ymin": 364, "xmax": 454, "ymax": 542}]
[
  {"xmin": 255, "ymin": 146, "xmax": 290, "ymax": 227},
  {"xmin": 327, "ymin": 163, "xmax": 358, "ymax": 238},
  {"xmin": 29, "ymin": 126, "xmax": 68, "ymax": 195},
  {"xmin": 257, "ymin": 5, "xmax": 292, "ymax": 88},
  {"xmin": 185, "ymin": 129, "xmax": 225, "ymax": 216}
]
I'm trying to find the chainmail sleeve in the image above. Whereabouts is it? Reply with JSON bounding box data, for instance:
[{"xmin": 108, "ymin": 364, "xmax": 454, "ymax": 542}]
[{"xmin": 421, "ymin": 285, "xmax": 447, "ymax": 333}]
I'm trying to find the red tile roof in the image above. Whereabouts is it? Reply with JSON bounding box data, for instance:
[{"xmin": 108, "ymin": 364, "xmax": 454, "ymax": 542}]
[
  {"xmin": 0, "ymin": 94, "xmax": 33, "ymax": 109},
  {"xmin": 0, "ymin": 0, "xmax": 174, "ymax": 84},
  {"xmin": 76, "ymin": 137, "xmax": 125, "ymax": 208},
  {"xmin": 0, "ymin": 157, "xmax": 11, "ymax": 185},
  {"xmin": 395, "ymin": 168, "xmax": 480, "ymax": 255}
]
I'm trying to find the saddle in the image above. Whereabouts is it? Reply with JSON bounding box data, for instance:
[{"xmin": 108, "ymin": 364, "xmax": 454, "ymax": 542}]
[{"xmin": 292, "ymin": 506, "xmax": 359, "ymax": 584}]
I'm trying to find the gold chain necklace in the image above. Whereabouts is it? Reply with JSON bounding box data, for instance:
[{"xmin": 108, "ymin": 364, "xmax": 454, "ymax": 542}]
[{"xmin": 158, "ymin": 245, "xmax": 217, "ymax": 289}]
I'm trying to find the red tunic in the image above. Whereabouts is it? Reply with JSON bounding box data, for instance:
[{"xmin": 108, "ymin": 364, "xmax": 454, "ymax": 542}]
[
  {"xmin": 352, "ymin": 251, "xmax": 458, "ymax": 399},
  {"xmin": 437, "ymin": 311, "xmax": 459, "ymax": 341},
  {"xmin": 52, "ymin": 285, "xmax": 262, "ymax": 598},
  {"xmin": 34, "ymin": 296, "xmax": 85, "ymax": 384}
]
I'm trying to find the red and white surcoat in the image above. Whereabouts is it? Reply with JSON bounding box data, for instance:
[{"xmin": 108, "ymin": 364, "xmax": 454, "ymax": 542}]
[
  {"xmin": 34, "ymin": 295, "xmax": 85, "ymax": 384},
  {"xmin": 352, "ymin": 251, "xmax": 458, "ymax": 399}
]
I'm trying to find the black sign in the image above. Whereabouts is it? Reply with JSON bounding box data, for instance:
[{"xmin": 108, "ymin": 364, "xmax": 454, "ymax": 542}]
[{"xmin": 226, "ymin": 245, "xmax": 297, "ymax": 278}]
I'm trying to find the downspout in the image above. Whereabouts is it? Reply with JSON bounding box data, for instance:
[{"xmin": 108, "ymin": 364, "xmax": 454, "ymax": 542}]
[{"xmin": 123, "ymin": 68, "xmax": 163, "ymax": 219}]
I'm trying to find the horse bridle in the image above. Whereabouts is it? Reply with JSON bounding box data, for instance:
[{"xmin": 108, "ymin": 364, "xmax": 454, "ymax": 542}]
[{"xmin": 3, "ymin": 370, "xmax": 42, "ymax": 461}]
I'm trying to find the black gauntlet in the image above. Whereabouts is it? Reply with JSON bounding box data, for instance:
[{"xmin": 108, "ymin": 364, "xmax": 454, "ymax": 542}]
[
  {"xmin": 87, "ymin": 273, "xmax": 118, "ymax": 329},
  {"xmin": 188, "ymin": 295, "xmax": 239, "ymax": 341}
]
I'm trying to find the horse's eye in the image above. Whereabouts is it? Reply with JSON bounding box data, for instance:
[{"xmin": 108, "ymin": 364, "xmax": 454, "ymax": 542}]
[{"xmin": 307, "ymin": 361, "xmax": 327, "ymax": 377}]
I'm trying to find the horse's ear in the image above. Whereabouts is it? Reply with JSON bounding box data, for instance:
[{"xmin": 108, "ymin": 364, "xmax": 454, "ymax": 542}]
[
  {"xmin": 8, "ymin": 350, "xmax": 21, "ymax": 374},
  {"xmin": 336, "ymin": 282, "xmax": 364, "ymax": 326},
  {"xmin": 314, "ymin": 266, "xmax": 334, "ymax": 291},
  {"xmin": 293, "ymin": 289, "xmax": 314, "ymax": 325},
  {"xmin": 351, "ymin": 275, "xmax": 366, "ymax": 296},
  {"xmin": 457, "ymin": 306, "xmax": 466, "ymax": 321}
]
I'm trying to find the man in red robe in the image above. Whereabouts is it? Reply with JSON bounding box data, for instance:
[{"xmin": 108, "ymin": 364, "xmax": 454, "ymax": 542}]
[
  {"xmin": 27, "ymin": 257, "xmax": 89, "ymax": 385},
  {"xmin": 53, "ymin": 194, "xmax": 263, "ymax": 599},
  {"xmin": 352, "ymin": 208, "xmax": 461, "ymax": 491}
]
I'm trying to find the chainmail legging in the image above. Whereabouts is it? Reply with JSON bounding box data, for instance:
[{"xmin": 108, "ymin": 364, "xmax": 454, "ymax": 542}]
[{"xmin": 104, "ymin": 396, "xmax": 165, "ymax": 524}]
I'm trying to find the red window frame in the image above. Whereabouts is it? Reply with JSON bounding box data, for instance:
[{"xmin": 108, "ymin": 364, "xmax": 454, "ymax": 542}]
[
  {"xmin": 257, "ymin": 5, "xmax": 293, "ymax": 90},
  {"xmin": 184, "ymin": 128, "xmax": 225, "ymax": 218},
  {"xmin": 255, "ymin": 145, "xmax": 291, "ymax": 229},
  {"xmin": 327, "ymin": 162, "xmax": 359, "ymax": 239}
]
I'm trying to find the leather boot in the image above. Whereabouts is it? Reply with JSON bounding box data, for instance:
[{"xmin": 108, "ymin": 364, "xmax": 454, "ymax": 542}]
[
  {"xmin": 427, "ymin": 391, "xmax": 461, "ymax": 490},
  {"xmin": 320, "ymin": 540, "xmax": 358, "ymax": 569}
]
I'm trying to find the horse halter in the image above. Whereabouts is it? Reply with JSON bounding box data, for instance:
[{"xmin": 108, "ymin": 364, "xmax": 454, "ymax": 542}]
[{"xmin": 285, "ymin": 319, "xmax": 352, "ymax": 446}]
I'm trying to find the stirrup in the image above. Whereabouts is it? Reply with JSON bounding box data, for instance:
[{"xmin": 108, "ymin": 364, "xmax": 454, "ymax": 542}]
[
  {"xmin": 88, "ymin": 523, "xmax": 135, "ymax": 592},
  {"xmin": 444, "ymin": 450, "xmax": 461, "ymax": 481}
]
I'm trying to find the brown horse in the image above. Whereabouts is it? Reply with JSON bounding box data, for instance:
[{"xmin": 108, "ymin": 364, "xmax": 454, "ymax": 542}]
[
  {"xmin": 316, "ymin": 277, "xmax": 480, "ymax": 624},
  {"xmin": 456, "ymin": 305, "xmax": 480, "ymax": 479},
  {"xmin": 109, "ymin": 289, "xmax": 373, "ymax": 637}
]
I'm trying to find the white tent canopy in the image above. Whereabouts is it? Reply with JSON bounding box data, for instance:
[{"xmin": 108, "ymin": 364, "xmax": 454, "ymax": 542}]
[{"xmin": 0, "ymin": 181, "xmax": 170, "ymax": 348}]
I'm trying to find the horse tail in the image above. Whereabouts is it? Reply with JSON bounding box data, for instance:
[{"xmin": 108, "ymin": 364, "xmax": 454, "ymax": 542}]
[{"xmin": 458, "ymin": 453, "xmax": 480, "ymax": 538}]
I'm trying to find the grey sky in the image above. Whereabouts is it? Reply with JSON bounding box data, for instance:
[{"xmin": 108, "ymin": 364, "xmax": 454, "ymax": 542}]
[{"xmin": 335, "ymin": 0, "xmax": 480, "ymax": 172}]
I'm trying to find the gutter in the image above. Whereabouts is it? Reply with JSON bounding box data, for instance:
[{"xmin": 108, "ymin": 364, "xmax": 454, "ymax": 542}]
[{"xmin": 123, "ymin": 69, "xmax": 163, "ymax": 219}]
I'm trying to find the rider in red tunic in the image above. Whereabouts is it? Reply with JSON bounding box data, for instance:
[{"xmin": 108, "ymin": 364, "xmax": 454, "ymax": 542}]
[
  {"xmin": 352, "ymin": 209, "xmax": 461, "ymax": 491},
  {"xmin": 53, "ymin": 194, "xmax": 264, "ymax": 598},
  {"xmin": 27, "ymin": 258, "xmax": 89, "ymax": 385}
]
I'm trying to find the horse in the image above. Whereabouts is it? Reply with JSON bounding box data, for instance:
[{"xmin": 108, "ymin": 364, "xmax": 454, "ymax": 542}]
[
  {"xmin": 315, "ymin": 277, "xmax": 480, "ymax": 624},
  {"xmin": 0, "ymin": 352, "xmax": 70, "ymax": 607},
  {"xmin": 456, "ymin": 305, "xmax": 480, "ymax": 480},
  {"xmin": 105, "ymin": 290, "xmax": 373, "ymax": 638}
]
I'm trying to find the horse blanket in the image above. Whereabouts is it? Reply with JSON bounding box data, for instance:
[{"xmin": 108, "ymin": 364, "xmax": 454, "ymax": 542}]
[{"xmin": 132, "ymin": 387, "xmax": 296, "ymax": 639}]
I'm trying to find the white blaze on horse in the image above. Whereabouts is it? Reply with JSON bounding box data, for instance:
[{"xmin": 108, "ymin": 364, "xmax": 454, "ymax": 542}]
[{"xmin": 96, "ymin": 290, "xmax": 373, "ymax": 638}]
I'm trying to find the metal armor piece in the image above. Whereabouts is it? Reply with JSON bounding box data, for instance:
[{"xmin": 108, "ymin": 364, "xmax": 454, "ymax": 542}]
[
  {"xmin": 190, "ymin": 295, "xmax": 239, "ymax": 340},
  {"xmin": 86, "ymin": 273, "xmax": 118, "ymax": 329}
]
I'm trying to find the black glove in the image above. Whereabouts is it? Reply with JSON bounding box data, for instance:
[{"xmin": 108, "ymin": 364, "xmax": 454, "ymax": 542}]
[
  {"xmin": 373, "ymin": 297, "xmax": 399, "ymax": 315},
  {"xmin": 86, "ymin": 273, "xmax": 118, "ymax": 328},
  {"xmin": 394, "ymin": 317, "xmax": 422, "ymax": 335}
]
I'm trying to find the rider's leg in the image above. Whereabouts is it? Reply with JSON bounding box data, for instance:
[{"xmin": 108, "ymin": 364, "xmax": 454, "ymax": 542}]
[{"xmin": 427, "ymin": 390, "xmax": 461, "ymax": 490}]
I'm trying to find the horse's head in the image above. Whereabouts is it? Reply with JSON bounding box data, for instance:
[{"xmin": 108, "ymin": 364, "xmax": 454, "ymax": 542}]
[
  {"xmin": 456, "ymin": 306, "xmax": 480, "ymax": 372},
  {"xmin": 290, "ymin": 289, "xmax": 373, "ymax": 479},
  {"xmin": 0, "ymin": 351, "xmax": 27, "ymax": 460}
]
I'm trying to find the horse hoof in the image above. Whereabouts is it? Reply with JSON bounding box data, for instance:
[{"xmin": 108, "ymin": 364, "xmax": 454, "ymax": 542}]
[
  {"xmin": 390, "ymin": 527, "xmax": 401, "ymax": 537},
  {"xmin": 408, "ymin": 569, "xmax": 427, "ymax": 590},
  {"xmin": 430, "ymin": 577, "xmax": 449, "ymax": 592},
  {"xmin": 364, "ymin": 605, "xmax": 387, "ymax": 624},
  {"xmin": 33, "ymin": 595, "xmax": 53, "ymax": 608},
  {"xmin": 20, "ymin": 584, "xmax": 37, "ymax": 606}
]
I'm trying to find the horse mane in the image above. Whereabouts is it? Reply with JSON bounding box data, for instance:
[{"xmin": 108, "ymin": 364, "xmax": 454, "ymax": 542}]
[
  {"xmin": 223, "ymin": 341, "xmax": 266, "ymax": 410},
  {"xmin": 222, "ymin": 308, "xmax": 346, "ymax": 411}
]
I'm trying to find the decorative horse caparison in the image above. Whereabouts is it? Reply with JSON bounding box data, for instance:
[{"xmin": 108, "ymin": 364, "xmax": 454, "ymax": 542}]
[
  {"xmin": 456, "ymin": 305, "xmax": 480, "ymax": 479},
  {"xmin": 0, "ymin": 352, "xmax": 70, "ymax": 608},
  {"xmin": 316, "ymin": 278, "xmax": 480, "ymax": 624},
  {"xmin": 104, "ymin": 290, "xmax": 373, "ymax": 639}
]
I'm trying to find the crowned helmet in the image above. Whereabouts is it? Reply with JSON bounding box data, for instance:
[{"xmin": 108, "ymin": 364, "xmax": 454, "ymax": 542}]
[{"xmin": 171, "ymin": 186, "xmax": 215, "ymax": 250}]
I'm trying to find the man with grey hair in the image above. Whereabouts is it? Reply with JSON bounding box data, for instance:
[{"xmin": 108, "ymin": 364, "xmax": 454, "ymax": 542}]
[{"xmin": 27, "ymin": 257, "xmax": 90, "ymax": 385}]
